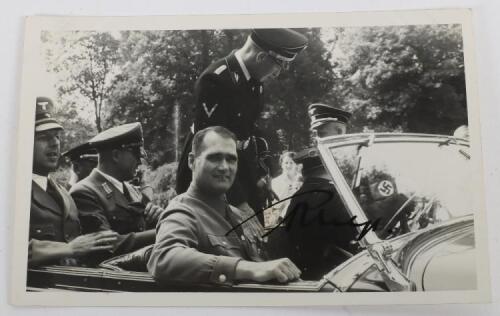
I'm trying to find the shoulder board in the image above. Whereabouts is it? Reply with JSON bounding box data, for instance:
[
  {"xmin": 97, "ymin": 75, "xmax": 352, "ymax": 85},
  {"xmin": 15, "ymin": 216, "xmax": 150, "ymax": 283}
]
[{"xmin": 213, "ymin": 65, "xmax": 227, "ymax": 75}]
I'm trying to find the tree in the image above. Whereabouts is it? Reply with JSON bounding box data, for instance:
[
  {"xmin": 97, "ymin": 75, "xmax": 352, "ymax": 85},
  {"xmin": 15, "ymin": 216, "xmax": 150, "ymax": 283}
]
[
  {"xmin": 106, "ymin": 29, "xmax": 335, "ymax": 169},
  {"xmin": 106, "ymin": 30, "xmax": 247, "ymax": 167},
  {"xmin": 262, "ymin": 28, "xmax": 337, "ymax": 153},
  {"xmin": 330, "ymin": 25, "xmax": 467, "ymax": 134},
  {"xmin": 42, "ymin": 31, "xmax": 120, "ymax": 132}
]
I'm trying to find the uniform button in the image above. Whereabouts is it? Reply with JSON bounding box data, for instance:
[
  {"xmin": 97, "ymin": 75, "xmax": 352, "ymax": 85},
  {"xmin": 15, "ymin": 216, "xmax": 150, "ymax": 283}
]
[
  {"xmin": 36, "ymin": 229, "xmax": 41, "ymax": 233},
  {"xmin": 112, "ymin": 216, "xmax": 116, "ymax": 220},
  {"xmin": 237, "ymin": 113, "xmax": 241, "ymax": 117},
  {"xmin": 139, "ymin": 227, "xmax": 144, "ymax": 231},
  {"xmin": 218, "ymin": 274, "xmax": 227, "ymax": 283}
]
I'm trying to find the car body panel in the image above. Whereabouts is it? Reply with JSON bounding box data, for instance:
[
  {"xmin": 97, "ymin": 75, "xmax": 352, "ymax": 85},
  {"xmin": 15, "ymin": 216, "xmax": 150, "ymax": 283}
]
[
  {"xmin": 398, "ymin": 215, "xmax": 476, "ymax": 291},
  {"xmin": 27, "ymin": 266, "xmax": 334, "ymax": 292},
  {"xmin": 325, "ymin": 215, "xmax": 475, "ymax": 292}
]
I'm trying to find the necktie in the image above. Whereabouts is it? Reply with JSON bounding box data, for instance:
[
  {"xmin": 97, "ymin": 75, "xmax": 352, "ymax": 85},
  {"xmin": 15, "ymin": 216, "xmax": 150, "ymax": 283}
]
[{"xmin": 46, "ymin": 180, "xmax": 64, "ymax": 211}]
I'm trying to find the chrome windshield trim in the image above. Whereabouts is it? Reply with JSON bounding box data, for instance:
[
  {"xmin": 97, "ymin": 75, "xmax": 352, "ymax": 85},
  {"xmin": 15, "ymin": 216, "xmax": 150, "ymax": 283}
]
[
  {"xmin": 316, "ymin": 133, "xmax": 470, "ymax": 246},
  {"xmin": 316, "ymin": 136, "xmax": 381, "ymax": 247},
  {"xmin": 314, "ymin": 132, "xmax": 469, "ymax": 291},
  {"xmin": 318, "ymin": 132, "xmax": 470, "ymax": 148}
]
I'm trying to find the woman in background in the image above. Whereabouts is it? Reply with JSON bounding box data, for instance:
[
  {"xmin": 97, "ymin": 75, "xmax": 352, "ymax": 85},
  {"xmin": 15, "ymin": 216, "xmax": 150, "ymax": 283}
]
[{"xmin": 268, "ymin": 152, "xmax": 302, "ymax": 226}]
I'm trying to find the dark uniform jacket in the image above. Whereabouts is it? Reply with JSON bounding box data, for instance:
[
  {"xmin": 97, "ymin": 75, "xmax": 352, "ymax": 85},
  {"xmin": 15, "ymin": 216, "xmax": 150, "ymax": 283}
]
[
  {"xmin": 70, "ymin": 169, "xmax": 155, "ymax": 257},
  {"xmin": 268, "ymin": 176, "xmax": 358, "ymax": 280},
  {"xmin": 147, "ymin": 190, "xmax": 265, "ymax": 286},
  {"xmin": 29, "ymin": 179, "xmax": 81, "ymax": 265},
  {"xmin": 176, "ymin": 52, "xmax": 266, "ymax": 213}
]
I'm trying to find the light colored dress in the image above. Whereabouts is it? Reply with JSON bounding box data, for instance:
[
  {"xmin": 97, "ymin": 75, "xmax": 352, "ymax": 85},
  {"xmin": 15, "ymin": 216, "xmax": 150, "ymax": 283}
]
[{"xmin": 267, "ymin": 174, "xmax": 302, "ymax": 226}]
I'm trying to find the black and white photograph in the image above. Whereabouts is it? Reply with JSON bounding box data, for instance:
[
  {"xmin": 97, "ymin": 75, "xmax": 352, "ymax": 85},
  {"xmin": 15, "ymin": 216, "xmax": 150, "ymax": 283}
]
[{"xmin": 11, "ymin": 10, "xmax": 490, "ymax": 306}]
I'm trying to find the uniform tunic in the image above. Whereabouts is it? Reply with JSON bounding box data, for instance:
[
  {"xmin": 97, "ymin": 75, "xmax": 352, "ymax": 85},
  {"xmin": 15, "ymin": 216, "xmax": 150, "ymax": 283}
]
[
  {"xmin": 268, "ymin": 176, "xmax": 358, "ymax": 280},
  {"xmin": 147, "ymin": 189, "xmax": 265, "ymax": 286},
  {"xmin": 176, "ymin": 52, "xmax": 265, "ymax": 213},
  {"xmin": 29, "ymin": 179, "xmax": 81, "ymax": 265},
  {"xmin": 70, "ymin": 169, "xmax": 155, "ymax": 256}
]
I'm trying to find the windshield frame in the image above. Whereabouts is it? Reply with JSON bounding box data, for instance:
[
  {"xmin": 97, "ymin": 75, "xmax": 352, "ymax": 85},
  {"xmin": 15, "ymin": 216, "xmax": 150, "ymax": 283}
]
[{"xmin": 316, "ymin": 132, "xmax": 470, "ymax": 247}]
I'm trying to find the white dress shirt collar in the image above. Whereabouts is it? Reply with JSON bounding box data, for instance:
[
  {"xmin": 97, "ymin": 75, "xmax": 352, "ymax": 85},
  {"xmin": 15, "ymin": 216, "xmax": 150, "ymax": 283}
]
[{"xmin": 234, "ymin": 50, "xmax": 252, "ymax": 81}]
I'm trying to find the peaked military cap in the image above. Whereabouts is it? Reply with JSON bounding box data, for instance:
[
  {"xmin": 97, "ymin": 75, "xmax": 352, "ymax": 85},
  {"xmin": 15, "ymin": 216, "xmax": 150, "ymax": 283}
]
[
  {"xmin": 251, "ymin": 28, "xmax": 308, "ymax": 62},
  {"xmin": 62, "ymin": 142, "xmax": 98, "ymax": 162},
  {"xmin": 89, "ymin": 122, "xmax": 144, "ymax": 150},
  {"xmin": 294, "ymin": 147, "xmax": 323, "ymax": 172},
  {"xmin": 308, "ymin": 103, "xmax": 352, "ymax": 131},
  {"xmin": 35, "ymin": 97, "xmax": 63, "ymax": 132},
  {"xmin": 308, "ymin": 103, "xmax": 352, "ymax": 123}
]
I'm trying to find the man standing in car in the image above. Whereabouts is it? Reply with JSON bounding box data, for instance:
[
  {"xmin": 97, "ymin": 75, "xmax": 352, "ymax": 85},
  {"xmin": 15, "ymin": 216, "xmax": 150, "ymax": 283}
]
[{"xmin": 176, "ymin": 29, "xmax": 308, "ymax": 224}]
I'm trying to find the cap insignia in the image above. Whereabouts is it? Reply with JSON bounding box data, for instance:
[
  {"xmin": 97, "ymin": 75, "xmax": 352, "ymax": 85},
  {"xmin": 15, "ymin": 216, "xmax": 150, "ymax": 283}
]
[{"xmin": 37, "ymin": 102, "xmax": 48, "ymax": 111}]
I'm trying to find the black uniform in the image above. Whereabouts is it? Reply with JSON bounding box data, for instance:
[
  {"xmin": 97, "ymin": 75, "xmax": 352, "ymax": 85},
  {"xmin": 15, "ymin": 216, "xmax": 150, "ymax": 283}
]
[
  {"xmin": 176, "ymin": 52, "xmax": 266, "ymax": 214},
  {"xmin": 267, "ymin": 148, "xmax": 358, "ymax": 280}
]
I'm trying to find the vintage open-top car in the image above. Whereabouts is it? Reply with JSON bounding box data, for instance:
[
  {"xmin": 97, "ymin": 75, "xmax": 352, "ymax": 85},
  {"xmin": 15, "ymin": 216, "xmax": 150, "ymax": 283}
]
[{"xmin": 27, "ymin": 132, "xmax": 475, "ymax": 292}]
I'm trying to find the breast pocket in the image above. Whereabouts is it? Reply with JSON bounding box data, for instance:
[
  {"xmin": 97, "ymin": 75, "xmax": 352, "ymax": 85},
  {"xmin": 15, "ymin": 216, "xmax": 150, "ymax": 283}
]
[
  {"xmin": 207, "ymin": 234, "xmax": 244, "ymax": 257},
  {"xmin": 109, "ymin": 205, "xmax": 145, "ymax": 234}
]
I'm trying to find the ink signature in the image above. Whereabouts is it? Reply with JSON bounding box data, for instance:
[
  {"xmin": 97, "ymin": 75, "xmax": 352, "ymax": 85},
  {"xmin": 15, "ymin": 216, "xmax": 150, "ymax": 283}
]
[{"xmin": 226, "ymin": 189, "xmax": 383, "ymax": 241}]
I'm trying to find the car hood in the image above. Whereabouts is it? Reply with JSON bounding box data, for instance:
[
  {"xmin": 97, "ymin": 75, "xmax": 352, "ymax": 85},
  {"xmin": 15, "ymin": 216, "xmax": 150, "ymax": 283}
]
[{"xmin": 325, "ymin": 215, "xmax": 475, "ymax": 292}]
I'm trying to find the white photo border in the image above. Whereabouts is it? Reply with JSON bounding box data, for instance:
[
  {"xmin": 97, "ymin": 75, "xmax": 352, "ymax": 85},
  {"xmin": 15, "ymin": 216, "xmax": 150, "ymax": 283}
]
[{"xmin": 11, "ymin": 9, "xmax": 491, "ymax": 306}]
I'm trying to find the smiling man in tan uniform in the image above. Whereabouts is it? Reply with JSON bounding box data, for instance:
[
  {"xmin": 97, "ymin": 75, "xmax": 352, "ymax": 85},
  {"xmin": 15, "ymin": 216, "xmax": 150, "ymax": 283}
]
[{"xmin": 148, "ymin": 126, "xmax": 301, "ymax": 286}]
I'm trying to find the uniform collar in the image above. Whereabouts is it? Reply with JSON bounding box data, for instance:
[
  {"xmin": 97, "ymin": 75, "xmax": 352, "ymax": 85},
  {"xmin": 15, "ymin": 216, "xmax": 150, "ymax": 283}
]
[
  {"xmin": 234, "ymin": 50, "xmax": 252, "ymax": 82},
  {"xmin": 95, "ymin": 168, "xmax": 124, "ymax": 194},
  {"xmin": 32, "ymin": 173, "xmax": 48, "ymax": 191}
]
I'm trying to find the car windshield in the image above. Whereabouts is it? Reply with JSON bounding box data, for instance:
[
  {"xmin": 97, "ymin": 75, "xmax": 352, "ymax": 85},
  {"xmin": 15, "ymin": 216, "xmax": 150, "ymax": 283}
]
[{"xmin": 328, "ymin": 137, "xmax": 472, "ymax": 240}]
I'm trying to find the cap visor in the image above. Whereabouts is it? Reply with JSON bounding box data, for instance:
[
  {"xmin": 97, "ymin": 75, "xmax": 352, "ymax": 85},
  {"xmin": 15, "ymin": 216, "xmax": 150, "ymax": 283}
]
[{"xmin": 35, "ymin": 123, "xmax": 63, "ymax": 132}]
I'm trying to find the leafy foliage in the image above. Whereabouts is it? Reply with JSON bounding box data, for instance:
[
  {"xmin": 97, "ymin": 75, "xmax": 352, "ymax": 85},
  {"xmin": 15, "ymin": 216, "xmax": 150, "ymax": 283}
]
[
  {"xmin": 42, "ymin": 31, "xmax": 119, "ymax": 132},
  {"xmin": 331, "ymin": 25, "xmax": 466, "ymax": 134},
  {"xmin": 41, "ymin": 25, "xmax": 467, "ymax": 197},
  {"xmin": 262, "ymin": 28, "xmax": 337, "ymax": 153}
]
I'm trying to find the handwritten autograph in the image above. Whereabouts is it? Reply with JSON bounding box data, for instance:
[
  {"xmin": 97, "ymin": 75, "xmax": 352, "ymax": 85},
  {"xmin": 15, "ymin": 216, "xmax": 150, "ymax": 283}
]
[{"xmin": 225, "ymin": 189, "xmax": 383, "ymax": 241}]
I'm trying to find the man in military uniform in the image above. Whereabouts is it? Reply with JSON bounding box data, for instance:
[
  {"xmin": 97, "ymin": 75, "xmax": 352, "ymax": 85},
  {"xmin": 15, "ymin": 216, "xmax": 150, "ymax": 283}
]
[
  {"xmin": 70, "ymin": 122, "xmax": 164, "ymax": 257},
  {"xmin": 148, "ymin": 126, "xmax": 301, "ymax": 286},
  {"xmin": 176, "ymin": 29, "xmax": 308, "ymax": 223},
  {"xmin": 268, "ymin": 104, "xmax": 358, "ymax": 280},
  {"xmin": 29, "ymin": 97, "xmax": 117, "ymax": 267},
  {"xmin": 62, "ymin": 141, "xmax": 98, "ymax": 187}
]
